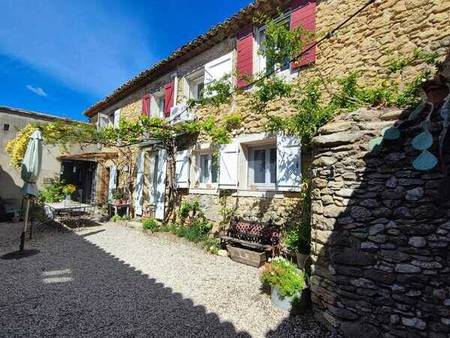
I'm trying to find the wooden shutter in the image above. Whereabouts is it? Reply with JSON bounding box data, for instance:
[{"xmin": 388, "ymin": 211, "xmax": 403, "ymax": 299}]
[
  {"xmin": 134, "ymin": 151, "xmax": 145, "ymax": 216},
  {"xmin": 113, "ymin": 109, "xmax": 121, "ymax": 128},
  {"xmin": 164, "ymin": 82, "xmax": 174, "ymax": 117},
  {"xmin": 236, "ymin": 25, "xmax": 254, "ymax": 88},
  {"xmin": 175, "ymin": 150, "xmax": 190, "ymax": 188},
  {"xmin": 142, "ymin": 94, "xmax": 151, "ymax": 116},
  {"xmin": 219, "ymin": 143, "xmax": 239, "ymax": 189},
  {"xmin": 290, "ymin": 0, "xmax": 316, "ymax": 68},
  {"xmin": 277, "ymin": 134, "xmax": 301, "ymax": 189},
  {"xmin": 204, "ymin": 52, "xmax": 233, "ymax": 96},
  {"xmin": 154, "ymin": 149, "xmax": 167, "ymax": 220}
]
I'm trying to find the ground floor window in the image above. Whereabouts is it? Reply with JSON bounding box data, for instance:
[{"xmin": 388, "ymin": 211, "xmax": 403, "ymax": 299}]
[
  {"xmin": 248, "ymin": 145, "xmax": 276, "ymax": 185},
  {"xmin": 198, "ymin": 153, "xmax": 218, "ymax": 185}
]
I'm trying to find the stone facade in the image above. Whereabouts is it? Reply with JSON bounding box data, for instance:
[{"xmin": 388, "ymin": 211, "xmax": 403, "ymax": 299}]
[
  {"xmin": 87, "ymin": 0, "xmax": 449, "ymax": 225},
  {"xmin": 309, "ymin": 101, "xmax": 450, "ymax": 337}
]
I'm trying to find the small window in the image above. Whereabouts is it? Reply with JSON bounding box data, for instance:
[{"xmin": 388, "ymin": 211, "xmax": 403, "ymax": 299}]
[
  {"xmin": 188, "ymin": 75, "xmax": 205, "ymax": 101},
  {"xmin": 249, "ymin": 146, "xmax": 277, "ymax": 185},
  {"xmin": 4, "ymin": 124, "xmax": 10, "ymax": 131},
  {"xmin": 198, "ymin": 153, "xmax": 218, "ymax": 185},
  {"xmin": 257, "ymin": 14, "xmax": 291, "ymax": 75},
  {"xmin": 155, "ymin": 95, "xmax": 165, "ymax": 117}
]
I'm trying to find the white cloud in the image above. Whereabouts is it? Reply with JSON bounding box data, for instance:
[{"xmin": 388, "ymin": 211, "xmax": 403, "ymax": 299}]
[
  {"xmin": 26, "ymin": 85, "xmax": 47, "ymax": 97},
  {"xmin": 0, "ymin": 0, "xmax": 155, "ymax": 97}
]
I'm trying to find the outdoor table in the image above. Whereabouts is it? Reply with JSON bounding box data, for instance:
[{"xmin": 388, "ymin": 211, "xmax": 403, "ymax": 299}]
[
  {"xmin": 108, "ymin": 203, "xmax": 130, "ymax": 218},
  {"xmin": 44, "ymin": 201, "xmax": 94, "ymax": 219}
]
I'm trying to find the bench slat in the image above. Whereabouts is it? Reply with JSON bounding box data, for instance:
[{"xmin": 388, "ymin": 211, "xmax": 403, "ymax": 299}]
[{"xmin": 221, "ymin": 235, "xmax": 273, "ymax": 251}]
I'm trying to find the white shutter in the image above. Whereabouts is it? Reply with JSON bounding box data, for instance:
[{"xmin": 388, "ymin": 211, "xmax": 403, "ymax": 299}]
[
  {"xmin": 134, "ymin": 151, "xmax": 145, "ymax": 216},
  {"xmin": 277, "ymin": 134, "xmax": 301, "ymax": 190},
  {"xmin": 98, "ymin": 113, "xmax": 110, "ymax": 129},
  {"xmin": 204, "ymin": 52, "xmax": 233, "ymax": 96},
  {"xmin": 219, "ymin": 143, "xmax": 239, "ymax": 189},
  {"xmin": 108, "ymin": 165, "xmax": 117, "ymax": 202},
  {"xmin": 154, "ymin": 149, "xmax": 167, "ymax": 220},
  {"xmin": 175, "ymin": 150, "xmax": 190, "ymax": 188},
  {"xmin": 113, "ymin": 109, "xmax": 121, "ymax": 128}
]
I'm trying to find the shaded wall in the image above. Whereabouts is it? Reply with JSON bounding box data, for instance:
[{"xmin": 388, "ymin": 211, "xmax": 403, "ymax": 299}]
[{"xmin": 309, "ymin": 104, "xmax": 450, "ymax": 337}]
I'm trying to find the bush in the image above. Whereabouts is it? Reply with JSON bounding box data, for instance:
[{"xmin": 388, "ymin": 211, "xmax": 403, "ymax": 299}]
[
  {"xmin": 260, "ymin": 257, "xmax": 307, "ymax": 299},
  {"xmin": 142, "ymin": 218, "xmax": 159, "ymax": 232},
  {"xmin": 39, "ymin": 178, "xmax": 66, "ymax": 203}
]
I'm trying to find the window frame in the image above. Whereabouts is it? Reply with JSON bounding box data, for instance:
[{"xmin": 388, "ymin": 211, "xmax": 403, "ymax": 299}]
[
  {"xmin": 255, "ymin": 11, "xmax": 293, "ymax": 78},
  {"xmin": 151, "ymin": 90, "xmax": 165, "ymax": 118},
  {"xmin": 195, "ymin": 151, "xmax": 218, "ymax": 188},
  {"xmin": 248, "ymin": 144, "xmax": 277, "ymax": 188}
]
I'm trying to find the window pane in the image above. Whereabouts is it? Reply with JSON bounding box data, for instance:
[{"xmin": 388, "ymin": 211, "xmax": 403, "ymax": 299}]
[
  {"xmin": 200, "ymin": 154, "xmax": 210, "ymax": 183},
  {"xmin": 270, "ymin": 148, "xmax": 277, "ymax": 183},
  {"xmin": 211, "ymin": 155, "xmax": 218, "ymax": 183},
  {"xmin": 253, "ymin": 149, "xmax": 266, "ymax": 183},
  {"xmin": 197, "ymin": 82, "xmax": 204, "ymax": 100}
]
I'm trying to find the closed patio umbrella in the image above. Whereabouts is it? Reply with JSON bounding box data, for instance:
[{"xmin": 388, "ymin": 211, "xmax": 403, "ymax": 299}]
[{"xmin": 19, "ymin": 130, "xmax": 42, "ymax": 251}]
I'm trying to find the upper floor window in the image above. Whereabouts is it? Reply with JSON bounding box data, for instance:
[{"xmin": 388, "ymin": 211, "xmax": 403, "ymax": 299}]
[
  {"xmin": 186, "ymin": 71, "xmax": 205, "ymax": 101},
  {"xmin": 248, "ymin": 145, "xmax": 277, "ymax": 186},
  {"xmin": 150, "ymin": 92, "xmax": 165, "ymax": 118},
  {"xmin": 256, "ymin": 13, "xmax": 291, "ymax": 75}
]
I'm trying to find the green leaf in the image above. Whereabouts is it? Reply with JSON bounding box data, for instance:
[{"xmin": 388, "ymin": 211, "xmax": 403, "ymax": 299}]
[
  {"xmin": 413, "ymin": 150, "xmax": 438, "ymax": 171},
  {"xmin": 411, "ymin": 129, "xmax": 433, "ymax": 150}
]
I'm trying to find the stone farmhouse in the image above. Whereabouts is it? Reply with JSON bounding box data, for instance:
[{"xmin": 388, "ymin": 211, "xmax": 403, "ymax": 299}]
[{"xmin": 73, "ymin": 0, "xmax": 450, "ymax": 336}]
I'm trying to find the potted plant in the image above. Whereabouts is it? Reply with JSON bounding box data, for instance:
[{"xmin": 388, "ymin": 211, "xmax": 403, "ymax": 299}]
[
  {"xmin": 283, "ymin": 224, "xmax": 311, "ymax": 270},
  {"xmin": 260, "ymin": 257, "xmax": 307, "ymax": 312},
  {"xmin": 62, "ymin": 184, "xmax": 76, "ymax": 204}
]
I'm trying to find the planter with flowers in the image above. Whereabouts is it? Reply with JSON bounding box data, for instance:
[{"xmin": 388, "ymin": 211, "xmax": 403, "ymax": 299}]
[
  {"xmin": 260, "ymin": 257, "xmax": 308, "ymax": 312},
  {"xmin": 63, "ymin": 184, "xmax": 77, "ymax": 205}
]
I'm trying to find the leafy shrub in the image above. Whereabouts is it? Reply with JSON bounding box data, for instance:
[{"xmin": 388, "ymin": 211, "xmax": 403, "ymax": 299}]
[
  {"xmin": 111, "ymin": 214, "xmax": 122, "ymax": 222},
  {"xmin": 260, "ymin": 257, "xmax": 307, "ymax": 299},
  {"xmin": 5, "ymin": 124, "xmax": 38, "ymax": 168},
  {"xmin": 39, "ymin": 178, "xmax": 66, "ymax": 203},
  {"xmin": 201, "ymin": 237, "xmax": 221, "ymax": 255},
  {"xmin": 178, "ymin": 199, "xmax": 202, "ymax": 224},
  {"xmin": 142, "ymin": 218, "xmax": 159, "ymax": 232}
]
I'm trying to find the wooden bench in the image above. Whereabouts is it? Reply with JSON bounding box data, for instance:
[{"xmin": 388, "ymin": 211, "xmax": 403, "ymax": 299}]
[{"xmin": 221, "ymin": 217, "xmax": 281, "ymax": 267}]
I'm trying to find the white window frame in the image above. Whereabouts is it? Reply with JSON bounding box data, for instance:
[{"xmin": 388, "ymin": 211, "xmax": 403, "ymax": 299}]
[
  {"xmin": 151, "ymin": 90, "xmax": 165, "ymax": 118},
  {"xmin": 185, "ymin": 69, "xmax": 205, "ymax": 101},
  {"xmin": 255, "ymin": 11, "xmax": 294, "ymax": 78},
  {"xmin": 195, "ymin": 151, "xmax": 218, "ymax": 189},
  {"xmin": 248, "ymin": 144, "xmax": 277, "ymax": 188}
]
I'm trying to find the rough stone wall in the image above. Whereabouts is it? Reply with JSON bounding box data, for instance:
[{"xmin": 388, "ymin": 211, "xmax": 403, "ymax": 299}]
[
  {"xmin": 180, "ymin": 192, "xmax": 302, "ymax": 227},
  {"xmin": 309, "ymin": 104, "xmax": 450, "ymax": 337}
]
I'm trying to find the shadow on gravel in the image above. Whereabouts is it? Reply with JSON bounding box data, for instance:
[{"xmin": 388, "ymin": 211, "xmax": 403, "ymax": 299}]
[{"xmin": 0, "ymin": 224, "xmax": 251, "ymax": 337}]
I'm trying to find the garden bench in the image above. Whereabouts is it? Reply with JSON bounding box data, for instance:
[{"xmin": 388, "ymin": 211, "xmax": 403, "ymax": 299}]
[{"xmin": 221, "ymin": 216, "xmax": 281, "ymax": 267}]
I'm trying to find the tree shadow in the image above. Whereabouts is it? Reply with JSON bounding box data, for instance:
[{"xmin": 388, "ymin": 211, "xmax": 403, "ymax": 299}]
[{"xmin": 0, "ymin": 223, "xmax": 251, "ymax": 337}]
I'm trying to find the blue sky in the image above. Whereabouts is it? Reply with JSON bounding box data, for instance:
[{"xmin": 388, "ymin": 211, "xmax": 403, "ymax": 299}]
[{"xmin": 0, "ymin": 0, "xmax": 251, "ymax": 121}]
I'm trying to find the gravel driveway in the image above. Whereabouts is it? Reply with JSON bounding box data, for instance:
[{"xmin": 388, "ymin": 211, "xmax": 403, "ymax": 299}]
[{"xmin": 0, "ymin": 221, "xmax": 330, "ymax": 337}]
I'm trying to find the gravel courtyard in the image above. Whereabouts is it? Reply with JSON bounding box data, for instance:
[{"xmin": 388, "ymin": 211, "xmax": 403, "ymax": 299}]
[{"xmin": 0, "ymin": 221, "xmax": 330, "ymax": 337}]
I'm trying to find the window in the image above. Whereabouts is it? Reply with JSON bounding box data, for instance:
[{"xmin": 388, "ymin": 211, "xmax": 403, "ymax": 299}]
[
  {"xmin": 4, "ymin": 124, "xmax": 10, "ymax": 131},
  {"xmin": 198, "ymin": 153, "xmax": 218, "ymax": 185},
  {"xmin": 256, "ymin": 14, "xmax": 291, "ymax": 75},
  {"xmin": 249, "ymin": 146, "xmax": 277, "ymax": 185},
  {"xmin": 186, "ymin": 72, "xmax": 205, "ymax": 101},
  {"xmin": 156, "ymin": 95, "xmax": 165, "ymax": 117}
]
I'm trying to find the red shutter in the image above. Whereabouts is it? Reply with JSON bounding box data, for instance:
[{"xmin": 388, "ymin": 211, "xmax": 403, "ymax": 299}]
[
  {"xmin": 290, "ymin": 0, "xmax": 316, "ymax": 68},
  {"xmin": 142, "ymin": 94, "xmax": 151, "ymax": 116},
  {"xmin": 163, "ymin": 81, "xmax": 174, "ymax": 117},
  {"xmin": 236, "ymin": 25, "xmax": 254, "ymax": 88}
]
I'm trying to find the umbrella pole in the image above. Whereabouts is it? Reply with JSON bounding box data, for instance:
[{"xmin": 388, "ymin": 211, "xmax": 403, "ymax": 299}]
[{"xmin": 19, "ymin": 197, "xmax": 30, "ymax": 252}]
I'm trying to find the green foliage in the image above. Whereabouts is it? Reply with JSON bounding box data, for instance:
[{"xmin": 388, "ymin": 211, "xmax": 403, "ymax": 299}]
[
  {"xmin": 260, "ymin": 257, "xmax": 307, "ymax": 298},
  {"xmin": 254, "ymin": 75, "xmax": 292, "ymax": 104},
  {"xmin": 178, "ymin": 199, "xmax": 201, "ymax": 223},
  {"xmin": 395, "ymin": 70, "xmax": 431, "ymax": 108},
  {"xmin": 189, "ymin": 75, "xmax": 232, "ymax": 108},
  {"xmin": 200, "ymin": 237, "xmax": 221, "ymax": 255},
  {"xmin": 142, "ymin": 218, "xmax": 159, "ymax": 232},
  {"xmin": 259, "ymin": 16, "xmax": 311, "ymax": 73},
  {"xmin": 266, "ymin": 79, "xmax": 334, "ymax": 144},
  {"xmin": 387, "ymin": 48, "xmax": 439, "ymax": 73},
  {"xmin": 39, "ymin": 178, "xmax": 66, "ymax": 203}
]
